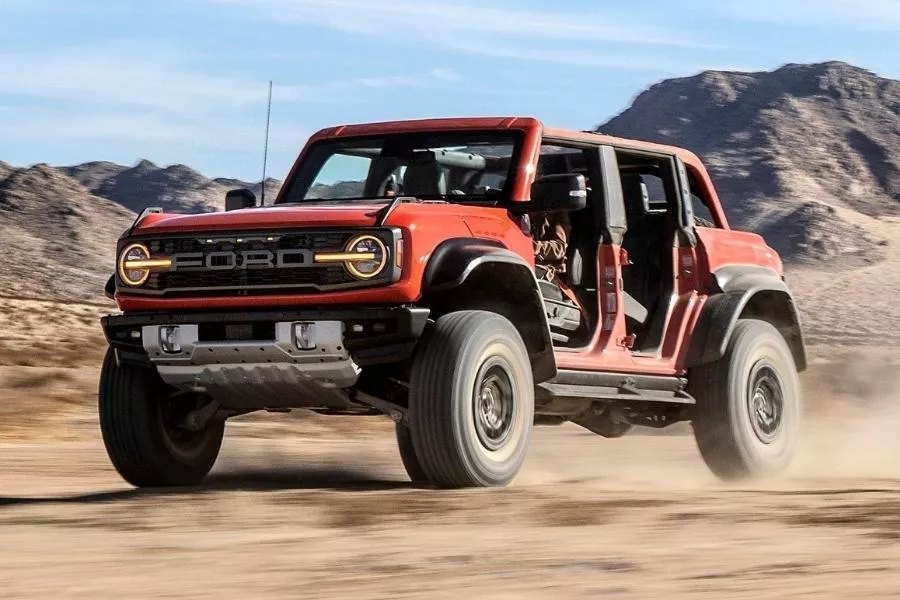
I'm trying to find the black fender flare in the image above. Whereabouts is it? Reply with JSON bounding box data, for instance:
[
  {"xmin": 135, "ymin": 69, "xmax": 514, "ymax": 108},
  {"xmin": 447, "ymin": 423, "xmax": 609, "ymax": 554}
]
[
  {"xmin": 685, "ymin": 266, "xmax": 807, "ymax": 371},
  {"xmin": 422, "ymin": 238, "xmax": 557, "ymax": 382},
  {"xmin": 104, "ymin": 274, "xmax": 116, "ymax": 300}
]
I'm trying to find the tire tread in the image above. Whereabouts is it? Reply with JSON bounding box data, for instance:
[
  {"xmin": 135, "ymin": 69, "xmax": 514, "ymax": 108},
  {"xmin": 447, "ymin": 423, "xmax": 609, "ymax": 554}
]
[{"xmin": 409, "ymin": 310, "xmax": 533, "ymax": 488}]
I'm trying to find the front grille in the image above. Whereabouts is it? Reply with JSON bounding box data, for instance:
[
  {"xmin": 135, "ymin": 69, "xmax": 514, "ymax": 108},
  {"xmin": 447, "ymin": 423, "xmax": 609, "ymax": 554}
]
[
  {"xmin": 148, "ymin": 265, "xmax": 351, "ymax": 292},
  {"xmin": 119, "ymin": 228, "xmax": 398, "ymax": 297}
]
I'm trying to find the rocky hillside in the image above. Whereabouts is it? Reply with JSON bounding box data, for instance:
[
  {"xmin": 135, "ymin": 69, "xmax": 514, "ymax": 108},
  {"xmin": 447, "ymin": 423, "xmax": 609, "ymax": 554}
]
[
  {"xmin": 0, "ymin": 165, "xmax": 135, "ymax": 302},
  {"xmin": 60, "ymin": 160, "xmax": 281, "ymax": 214},
  {"xmin": 0, "ymin": 160, "xmax": 282, "ymax": 301},
  {"xmin": 599, "ymin": 61, "xmax": 900, "ymax": 267}
]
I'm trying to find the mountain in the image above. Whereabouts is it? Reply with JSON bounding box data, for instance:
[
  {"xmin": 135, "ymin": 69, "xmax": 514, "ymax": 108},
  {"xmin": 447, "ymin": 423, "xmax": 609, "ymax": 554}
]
[
  {"xmin": 0, "ymin": 160, "xmax": 283, "ymax": 302},
  {"xmin": 60, "ymin": 160, "xmax": 282, "ymax": 214},
  {"xmin": 0, "ymin": 164, "xmax": 135, "ymax": 302},
  {"xmin": 307, "ymin": 180, "xmax": 366, "ymax": 199},
  {"xmin": 598, "ymin": 61, "xmax": 900, "ymax": 266}
]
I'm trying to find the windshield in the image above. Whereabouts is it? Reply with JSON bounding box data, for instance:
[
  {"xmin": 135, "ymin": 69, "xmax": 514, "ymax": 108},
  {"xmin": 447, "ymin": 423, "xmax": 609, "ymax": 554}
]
[{"xmin": 277, "ymin": 130, "xmax": 524, "ymax": 204}]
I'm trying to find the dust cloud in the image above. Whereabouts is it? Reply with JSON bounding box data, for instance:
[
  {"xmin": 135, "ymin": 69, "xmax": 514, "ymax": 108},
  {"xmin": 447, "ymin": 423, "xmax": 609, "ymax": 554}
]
[{"xmin": 789, "ymin": 348, "xmax": 900, "ymax": 482}]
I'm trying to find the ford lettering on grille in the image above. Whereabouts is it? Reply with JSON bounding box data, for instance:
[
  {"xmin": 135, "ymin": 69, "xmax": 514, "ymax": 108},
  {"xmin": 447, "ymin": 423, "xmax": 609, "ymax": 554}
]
[{"xmin": 170, "ymin": 249, "xmax": 315, "ymax": 271}]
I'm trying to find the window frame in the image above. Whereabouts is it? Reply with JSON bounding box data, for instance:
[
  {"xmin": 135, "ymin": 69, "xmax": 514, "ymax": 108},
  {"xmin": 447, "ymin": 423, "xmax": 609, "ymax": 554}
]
[{"xmin": 276, "ymin": 129, "xmax": 527, "ymax": 206}]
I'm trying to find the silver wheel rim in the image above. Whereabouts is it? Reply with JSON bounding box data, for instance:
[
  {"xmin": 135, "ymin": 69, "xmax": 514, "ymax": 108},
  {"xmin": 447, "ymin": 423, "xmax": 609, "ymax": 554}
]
[
  {"xmin": 747, "ymin": 360, "xmax": 784, "ymax": 444},
  {"xmin": 473, "ymin": 357, "xmax": 516, "ymax": 451}
]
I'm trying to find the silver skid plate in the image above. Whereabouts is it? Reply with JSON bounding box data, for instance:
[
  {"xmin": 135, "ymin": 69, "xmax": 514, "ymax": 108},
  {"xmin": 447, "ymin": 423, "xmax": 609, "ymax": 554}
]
[{"xmin": 141, "ymin": 321, "xmax": 360, "ymax": 409}]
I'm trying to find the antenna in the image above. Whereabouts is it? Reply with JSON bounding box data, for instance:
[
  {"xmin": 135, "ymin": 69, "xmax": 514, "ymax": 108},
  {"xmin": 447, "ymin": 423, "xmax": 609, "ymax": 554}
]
[{"xmin": 260, "ymin": 80, "xmax": 273, "ymax": 205}]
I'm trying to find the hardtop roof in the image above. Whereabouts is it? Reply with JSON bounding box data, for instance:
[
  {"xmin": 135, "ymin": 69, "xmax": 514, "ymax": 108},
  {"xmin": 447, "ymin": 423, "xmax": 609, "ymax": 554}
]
[{"xmin": 309, "ymin": 116, "xmax": 703, "ymax": 166}]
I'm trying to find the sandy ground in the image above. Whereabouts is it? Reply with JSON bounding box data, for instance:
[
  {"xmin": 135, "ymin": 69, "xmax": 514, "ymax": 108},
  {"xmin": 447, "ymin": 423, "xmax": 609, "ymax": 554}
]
[{"xmin": 1, "ymin": 351, "xmax": 900, "ymax": 599}]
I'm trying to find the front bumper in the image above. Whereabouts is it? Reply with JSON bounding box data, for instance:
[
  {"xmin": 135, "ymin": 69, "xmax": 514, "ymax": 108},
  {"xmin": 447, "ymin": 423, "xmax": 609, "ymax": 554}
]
[{"xmin": 101, "ymin": 307, "xmax": 429, "ymax": 409}]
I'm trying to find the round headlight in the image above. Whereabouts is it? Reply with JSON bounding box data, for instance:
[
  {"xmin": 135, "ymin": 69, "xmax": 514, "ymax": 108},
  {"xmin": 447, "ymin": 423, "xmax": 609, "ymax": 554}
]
[
  {"xmin": 118, "ymin": 242, "xmax": 152, "ymax": 286},
  {"xmin": 344, "ymin": 235, "xmax": 387, "ymax": 279}
]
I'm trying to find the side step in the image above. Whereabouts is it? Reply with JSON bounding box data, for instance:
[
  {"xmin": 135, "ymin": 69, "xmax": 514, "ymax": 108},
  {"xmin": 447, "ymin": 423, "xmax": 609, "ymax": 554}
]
[{"xmin": 536, "ymin": 369, "xmax": 695, "ymax": 407}]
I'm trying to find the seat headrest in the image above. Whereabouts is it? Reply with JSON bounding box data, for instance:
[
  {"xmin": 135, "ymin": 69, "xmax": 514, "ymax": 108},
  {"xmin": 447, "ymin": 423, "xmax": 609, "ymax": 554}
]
[{"xmin": 402, "ymin": 161, "xmax": 447, "ymax": 197}]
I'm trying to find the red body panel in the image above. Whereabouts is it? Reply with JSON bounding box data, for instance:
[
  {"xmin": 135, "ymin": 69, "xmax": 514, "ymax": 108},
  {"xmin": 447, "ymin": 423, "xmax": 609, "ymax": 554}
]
[
  {"xmin": 695, "ymin": 227, "xmax": 783, "ymax": 279},
  {"xmin": 114, "ymin": 116, "xmax": 782, "ymax": 378}
]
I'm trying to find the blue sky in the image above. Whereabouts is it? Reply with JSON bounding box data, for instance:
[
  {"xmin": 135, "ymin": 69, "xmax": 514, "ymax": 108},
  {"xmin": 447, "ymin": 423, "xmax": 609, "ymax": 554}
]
[{"xmin": 2, "ymin": 0, "xmax": 899, "ymax": 181}]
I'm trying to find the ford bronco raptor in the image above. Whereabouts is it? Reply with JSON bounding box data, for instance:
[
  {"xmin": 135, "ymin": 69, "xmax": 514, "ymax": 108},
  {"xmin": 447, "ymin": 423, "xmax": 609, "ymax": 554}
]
[{"xmin": 99, "ymin": 117, "xmax": 806, "ymax": 488}]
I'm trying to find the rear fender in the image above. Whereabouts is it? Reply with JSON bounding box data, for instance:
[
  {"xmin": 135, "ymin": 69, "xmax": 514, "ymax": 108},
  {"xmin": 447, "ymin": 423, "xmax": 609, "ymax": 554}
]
[{"xmin": 686, "ymin": 266, "xmax": 807, "ymax": 371}]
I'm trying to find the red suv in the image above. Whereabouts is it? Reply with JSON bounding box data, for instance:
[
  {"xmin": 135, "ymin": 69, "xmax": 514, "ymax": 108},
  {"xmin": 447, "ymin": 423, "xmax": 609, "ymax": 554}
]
[{"xmin": 99, "ymin": 117, "xmax": 806, "ymax": 488}]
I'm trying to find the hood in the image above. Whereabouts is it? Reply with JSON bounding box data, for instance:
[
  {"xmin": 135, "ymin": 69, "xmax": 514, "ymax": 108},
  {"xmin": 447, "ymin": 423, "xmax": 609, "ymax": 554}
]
[{"xmin": 131, "ymin": 203, "xmax": 388, "ymax": 235}]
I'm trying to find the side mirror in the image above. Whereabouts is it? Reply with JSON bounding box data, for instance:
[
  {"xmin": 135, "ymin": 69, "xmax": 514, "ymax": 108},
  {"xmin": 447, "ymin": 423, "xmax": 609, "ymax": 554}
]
[
  {"xmin": 525, "ymin": 173, "xmax": 587, "ymax": 213},
  {"xmin": 225, "ymin": 188, "xmax": 257, "ymax": 211}
]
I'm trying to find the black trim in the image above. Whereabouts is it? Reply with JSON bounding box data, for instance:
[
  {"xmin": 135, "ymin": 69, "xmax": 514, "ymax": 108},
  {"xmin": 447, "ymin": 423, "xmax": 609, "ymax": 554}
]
[
  {"xmin": 114, "ymin": 347, "xmax": 152, "ymax": 369},
  {"xmin": 103, "ymin": 307, "xmax": 429, "ymax": 327},
  {"xmin": 102, "ymin": 307, "xmax": 430, "ymax": 368},
  {"xmin": 127, "ymin": 207, "xmax": 163, "ymax": 238},
  {"xmin": 684, "ymin": 291, "xmax": 744, "ymax": 367},
  {"xmin": 536, "ymin": 383, "xmax": 695, "ymax": 405},
  {"xmin": 376, "ymin": 196, "xmax": 403, "ymax": 225},
  {"xmin": 550, "ymin": 369, "xmax": 687, "ymax": 392},
  {"xmin": 535, "ymin": 369, "xmax": 695, "ymax": 409},
  {"xmin": 104, "ymin": 274, "xmax": 116, "ymax": 300},
  {"xmin": 423, "ymin": 237, "xmax": 507, "ymax": 290},
  {"xmin": 686, "ymin": 267, "xmax": 807, "ymax": 370}
]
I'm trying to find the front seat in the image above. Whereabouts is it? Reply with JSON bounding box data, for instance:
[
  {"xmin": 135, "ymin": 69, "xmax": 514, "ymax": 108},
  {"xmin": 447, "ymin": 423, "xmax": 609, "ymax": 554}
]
[{"xmin": 402, "ymin": 160, "xmax": 447, "ymax": 197}]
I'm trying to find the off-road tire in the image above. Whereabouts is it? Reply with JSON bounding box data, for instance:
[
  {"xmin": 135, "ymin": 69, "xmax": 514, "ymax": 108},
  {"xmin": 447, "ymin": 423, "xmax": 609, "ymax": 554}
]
[
  {"xmin": 689, "ymin": 319, "xmax": 801, "ymax": 481},
  {"xmin": 395, "ymin": 422, "xmax": 428, "ymax": 484},
  {"xmin": 98, "ymin": 348, "xmax": 225, "ymax": 487},
  {"xmin": 408, "ymin": 310, "xmax": 535, "ymax": 488}
]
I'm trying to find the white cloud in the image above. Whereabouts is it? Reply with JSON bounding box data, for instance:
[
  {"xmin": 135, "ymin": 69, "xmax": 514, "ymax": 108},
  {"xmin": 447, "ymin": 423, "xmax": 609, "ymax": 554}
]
[
  {"xmin": 0, "ymin": 41, "xmax": 462, "ymax": 115},
  {"xmin": 0, "ymin": 45, "xmax": 264, "ymax": 115},
  {"xmin": 429, "ymin": 68, "xmax": 461, "ymax": 82},
  {"xmin": 209, "ymin": 0, "xmax": 718, "ymax": 50}
]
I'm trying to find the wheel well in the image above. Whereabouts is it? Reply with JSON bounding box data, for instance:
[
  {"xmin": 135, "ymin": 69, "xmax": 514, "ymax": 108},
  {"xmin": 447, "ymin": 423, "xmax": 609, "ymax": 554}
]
[
  {"xmin": 420, "ymin": 261, "xmax": 556, "ymax": 382},
  {"xmin": 739, "ymin": 290, "xmax": 807, "ymax": 371}
]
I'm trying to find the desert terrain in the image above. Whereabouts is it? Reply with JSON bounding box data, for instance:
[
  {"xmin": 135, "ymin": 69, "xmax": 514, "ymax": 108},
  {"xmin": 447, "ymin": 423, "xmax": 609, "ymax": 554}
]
[{"xmin": 1, "ymin": 322, "xmax": 900, "ymax": 598}]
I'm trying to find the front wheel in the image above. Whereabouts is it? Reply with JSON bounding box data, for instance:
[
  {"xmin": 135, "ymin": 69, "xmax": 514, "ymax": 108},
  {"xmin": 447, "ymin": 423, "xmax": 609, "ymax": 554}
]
[
  {"xmin": 689, "ymin": 319, "xmax": 801, "ymax": 481},
  {"xmin": 98, "ymin": 348, "xmax": 224, "ymax": 487},
  {"xmin": 407, "ymin": 310, "xmax": 535, "ymax": 488},
  {"xmin": 395, "ymin": 422, "xmax": 428, "ymax": 484}
]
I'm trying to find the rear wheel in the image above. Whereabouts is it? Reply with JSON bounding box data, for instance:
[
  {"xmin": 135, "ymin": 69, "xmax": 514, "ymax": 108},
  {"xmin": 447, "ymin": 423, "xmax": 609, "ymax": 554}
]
[
  {"xmin": 689, "ymin": 319, "xmax": 801, "ymax": 481},
  {"xmin": 407, "ymin": 310, "xmax": 534, "ymax": 488},
  {"xmin": 98, "ymin": 348, "xmax": 224, "ymax": 487}
]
